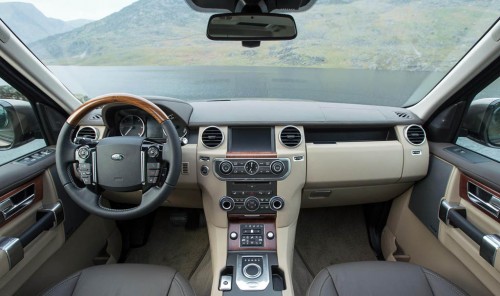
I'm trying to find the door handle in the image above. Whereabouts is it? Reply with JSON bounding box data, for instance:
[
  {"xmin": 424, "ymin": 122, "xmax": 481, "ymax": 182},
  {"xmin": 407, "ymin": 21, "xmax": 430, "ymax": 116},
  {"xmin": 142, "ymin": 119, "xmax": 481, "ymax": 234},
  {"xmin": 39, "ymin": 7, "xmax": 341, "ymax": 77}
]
[
  {"xmin": 0, "ymin": 184, "xmax": 35, "ymax": 224},
  {"xmin": 467, "ymin": 182, "xmax": 500, "ymax": 218}
]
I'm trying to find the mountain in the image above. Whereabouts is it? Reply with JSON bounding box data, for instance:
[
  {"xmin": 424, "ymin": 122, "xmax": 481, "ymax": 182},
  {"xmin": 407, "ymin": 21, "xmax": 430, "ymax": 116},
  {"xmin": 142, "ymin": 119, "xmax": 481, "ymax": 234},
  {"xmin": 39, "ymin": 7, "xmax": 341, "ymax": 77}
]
[
  {"xmin": 28, "ymin": 0, "xmax": 499, "ymax": 71},
  {"xmin": 30, "ymin": 0, "xmax": 206, "ymax": 64},
  {"xmin": 0, "ymin": 2, "xmax": 91, "ymax": 43}
]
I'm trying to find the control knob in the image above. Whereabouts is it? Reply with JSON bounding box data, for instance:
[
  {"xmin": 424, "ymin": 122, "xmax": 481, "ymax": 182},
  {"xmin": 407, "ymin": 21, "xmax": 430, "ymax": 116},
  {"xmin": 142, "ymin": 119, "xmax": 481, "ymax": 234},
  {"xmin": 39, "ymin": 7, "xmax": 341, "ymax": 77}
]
[
  {"xmin": 269, "ymin": 196, "xmax": 285, "ymax": 211},
  {"xmin": 219, "ymin": 161, "xmax": 233, "ymax": 174},
  {"xmin": 244, "ymin": 196, "xmax": 260, "ymax": 211},
  {"xmin": 219, "ymin": 196, "xmax": 235, "ymax": 211},
  {"xmin": 270, "ymin": 160, "xmax": 285, "ymax": 174},
  {"xmin": 243, "ymin": 263, "xmax": 262, "ymax": 279}
]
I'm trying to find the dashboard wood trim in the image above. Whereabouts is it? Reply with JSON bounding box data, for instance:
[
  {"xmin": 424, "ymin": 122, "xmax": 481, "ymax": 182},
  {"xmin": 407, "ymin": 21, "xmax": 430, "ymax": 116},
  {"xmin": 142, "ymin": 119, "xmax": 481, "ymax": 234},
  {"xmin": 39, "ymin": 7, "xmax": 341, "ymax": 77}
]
[
  {"xmin": 226, "ymin": 152, "xmax": 278, "ymax": 158},
  {"xmin": 227, "ymin": 216, "xmax": 277, "ymax": 251},
  {"xmin": 67, "ymin": 93, "xmax": 169, "ymax": 126}
]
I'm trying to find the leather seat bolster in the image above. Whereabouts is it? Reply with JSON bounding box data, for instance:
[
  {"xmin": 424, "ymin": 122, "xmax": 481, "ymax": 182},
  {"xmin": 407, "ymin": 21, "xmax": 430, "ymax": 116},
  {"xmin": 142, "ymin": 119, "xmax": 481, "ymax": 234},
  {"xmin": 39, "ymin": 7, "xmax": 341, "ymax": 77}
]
[
  {"xmin": 42, "ymin": 264, "xmax": 195, "ymax": 296},
  {"xmin": 307, "ymin": 261, "xmax": 467, "ymax": 296}
]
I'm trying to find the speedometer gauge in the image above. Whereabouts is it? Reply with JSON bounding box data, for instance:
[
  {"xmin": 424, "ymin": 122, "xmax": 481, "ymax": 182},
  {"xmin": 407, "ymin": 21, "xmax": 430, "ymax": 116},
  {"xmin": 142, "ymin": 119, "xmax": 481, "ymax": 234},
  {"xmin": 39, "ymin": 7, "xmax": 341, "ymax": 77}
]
[{"xmin": 119, "ymin": 115, "xmax": 145, "ymax": 136}]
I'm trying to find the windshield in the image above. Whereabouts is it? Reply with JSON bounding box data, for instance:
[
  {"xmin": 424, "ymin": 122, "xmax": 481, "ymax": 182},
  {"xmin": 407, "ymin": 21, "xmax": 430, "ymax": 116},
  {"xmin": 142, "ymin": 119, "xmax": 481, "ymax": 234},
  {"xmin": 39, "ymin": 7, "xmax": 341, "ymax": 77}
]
[{"xmin": 0, "ymin": 0, "xmax": 499, "ymax": 106}]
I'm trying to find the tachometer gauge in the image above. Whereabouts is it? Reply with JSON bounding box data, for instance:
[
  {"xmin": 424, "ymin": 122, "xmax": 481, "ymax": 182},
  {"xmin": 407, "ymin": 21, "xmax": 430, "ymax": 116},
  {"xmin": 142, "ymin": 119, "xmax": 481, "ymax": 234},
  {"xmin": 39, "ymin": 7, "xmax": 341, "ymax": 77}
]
[{"xmin": 119, "ymin": 115, "xmax": 145, "ymax": 136}]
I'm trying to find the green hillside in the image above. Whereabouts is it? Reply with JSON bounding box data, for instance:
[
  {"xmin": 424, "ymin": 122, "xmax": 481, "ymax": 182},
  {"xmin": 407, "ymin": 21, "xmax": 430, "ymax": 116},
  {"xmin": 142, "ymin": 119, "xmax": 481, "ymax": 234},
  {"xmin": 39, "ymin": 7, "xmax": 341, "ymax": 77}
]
[{"xmin": 29, "ymin": 0, "xmax": 500, "ymax": 71}]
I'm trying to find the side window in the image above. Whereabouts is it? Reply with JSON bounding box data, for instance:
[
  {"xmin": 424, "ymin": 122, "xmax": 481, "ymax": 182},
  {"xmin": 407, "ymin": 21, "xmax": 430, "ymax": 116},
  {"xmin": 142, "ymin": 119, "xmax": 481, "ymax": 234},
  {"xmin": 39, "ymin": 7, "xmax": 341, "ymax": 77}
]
[
  {"xmin": 456, "ymin": 77, "xmax": 500, "ymax": 161},
  {"xmin": 0, "ymin": 78, "xmax": 46, "ymax": 166}
]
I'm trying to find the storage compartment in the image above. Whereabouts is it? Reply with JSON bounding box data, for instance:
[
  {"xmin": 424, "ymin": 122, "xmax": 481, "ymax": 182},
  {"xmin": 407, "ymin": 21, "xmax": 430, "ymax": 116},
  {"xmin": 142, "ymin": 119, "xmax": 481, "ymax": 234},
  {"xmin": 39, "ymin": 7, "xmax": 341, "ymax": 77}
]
[{"xmin": 306, "ymin": 141, "xmax": 404, "ymax": 187}]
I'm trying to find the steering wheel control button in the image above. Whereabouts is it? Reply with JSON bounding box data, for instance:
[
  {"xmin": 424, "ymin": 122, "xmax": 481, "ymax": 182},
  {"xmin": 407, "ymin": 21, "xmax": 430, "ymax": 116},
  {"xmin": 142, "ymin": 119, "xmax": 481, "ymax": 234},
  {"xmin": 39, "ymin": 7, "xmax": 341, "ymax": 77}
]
[
  {"xmin": 220, "ymin": 196, "xmax": 235, "ymax": 211},
  {"xmin": 267, "ymin": 232, "xmax": 275, "ymax": 240},
  {"xmin": 147, "ymin": 146, "xmax": 159, "ymax": 158},
  {"xmin": 270, "ymin": 160, "xmax": 284, "ymax": 174},
  {"xmin": 219, "ymin": 161, "xmax": 233, "ymax": 174},
  {"xmin": 244, "ymin": 160, "xmax": 259, "ymax": 175},
  {"xmin": 146, "ymin": 162, "xmax": 161, "ymax": 183},
  {"xmin": 77, "ymin": 162, "xmax": 93, "ymax": 185},
  {"xmin": 244, "ymin": 196, "xmax": 260, "ymax": 211},
  {"xmin": 243, "ymin": 263, "xmax": 262, "ymax": 279},
  {"xmin": 230, "ymin": 232, "xmax": 238, "ymax": 240},
  {"xmin": 77, "ymin": 146, "xmax": 90, "ymax": 159}
]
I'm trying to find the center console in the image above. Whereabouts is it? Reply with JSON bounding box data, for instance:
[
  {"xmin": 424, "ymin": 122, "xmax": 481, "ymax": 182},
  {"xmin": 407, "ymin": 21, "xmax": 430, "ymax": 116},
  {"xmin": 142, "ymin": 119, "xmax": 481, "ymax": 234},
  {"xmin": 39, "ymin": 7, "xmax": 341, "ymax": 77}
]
[{"xmin": 197, "ymin": 126, "xmax": 306, "ymax": 296}]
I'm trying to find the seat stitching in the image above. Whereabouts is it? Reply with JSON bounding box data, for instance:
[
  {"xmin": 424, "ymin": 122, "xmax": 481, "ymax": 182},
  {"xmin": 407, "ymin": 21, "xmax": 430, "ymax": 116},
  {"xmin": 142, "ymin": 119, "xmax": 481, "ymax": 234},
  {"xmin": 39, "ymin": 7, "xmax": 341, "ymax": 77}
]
[
  {"xmin": 164, "ymin": 271, "xmax": 176, "ymax": 296},
  {"xmin": 173, "ymin": 276, "xmax": 189, "ymax": 296},
  {"xmin": 420, "ymin": 267, "xmax": 435, "ymax": 296},
  {"xmin": 42, "ymin": 272, "xmax": 81, "ymax": 296},
  {"xmin": 324, "ymin": 268, "xmax": 340, "ymax": 296},
  {"xmin": 423, "ymin": 270, "xmax": 467, "ymax": 296}
]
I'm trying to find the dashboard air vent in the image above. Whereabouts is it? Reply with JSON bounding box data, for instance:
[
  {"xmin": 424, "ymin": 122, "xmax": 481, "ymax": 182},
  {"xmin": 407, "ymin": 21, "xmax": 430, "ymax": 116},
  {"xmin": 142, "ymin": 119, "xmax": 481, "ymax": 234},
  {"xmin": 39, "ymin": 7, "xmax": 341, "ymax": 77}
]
[
  {"xmin": 76, "ymin": 126, "xmax": 98, "ymax": 140},
  {"xmin": 395, "ymin": 111, "xmax": 412, "ymax": 119},
  {"xmin": 280, "ymin": 126, "xmax": 302, "ymax": 148},
  {"xmin": 89, "ymin": 114, "xmax": 102, "ymax": 120},
  {"xmin": 202, "ymin": 126, "xmax": 224, "ymax": 148},
  {"xmin": 182, "ymin": 162, "xmax": 189, "ymax": 175},
  {"xmin": 405, "ymin": 125, "xmax": 426, "ymax": 145}
]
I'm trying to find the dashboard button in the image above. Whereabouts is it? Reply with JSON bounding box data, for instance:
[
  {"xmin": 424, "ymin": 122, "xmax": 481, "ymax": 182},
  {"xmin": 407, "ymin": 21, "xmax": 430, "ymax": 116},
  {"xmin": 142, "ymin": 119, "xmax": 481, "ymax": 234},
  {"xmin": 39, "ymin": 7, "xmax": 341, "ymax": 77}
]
[
  {"xmin": 271, "ymin": 160, "xmax": 284, "ymax": 174},
  {"xmin": 244, "ymin": 196, "xmax": 260, "ymax": 211},
  {"xmin": 219, "ymin": 161, "xmax": 233, "ymax": 174},
  {"xmin": 200, "ymin": 165, "xmax": 209, "ymax": 176}
]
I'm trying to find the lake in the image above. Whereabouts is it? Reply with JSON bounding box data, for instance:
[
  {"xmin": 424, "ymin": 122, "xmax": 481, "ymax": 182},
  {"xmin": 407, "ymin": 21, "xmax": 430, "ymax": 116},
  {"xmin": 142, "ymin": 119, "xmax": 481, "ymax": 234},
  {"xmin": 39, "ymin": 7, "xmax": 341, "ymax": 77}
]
[{"xmin": 48, "ymin": 66, "xmax": 440, "ymax": 107}]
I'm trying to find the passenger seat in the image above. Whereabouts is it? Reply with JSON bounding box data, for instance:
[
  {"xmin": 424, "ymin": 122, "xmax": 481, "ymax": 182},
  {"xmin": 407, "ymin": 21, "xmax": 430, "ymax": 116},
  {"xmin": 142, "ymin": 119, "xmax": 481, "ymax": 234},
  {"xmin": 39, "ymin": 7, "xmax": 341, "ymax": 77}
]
[{"xmin": 307, "ymin": 261, "xmax": 467, "ymax": 296}]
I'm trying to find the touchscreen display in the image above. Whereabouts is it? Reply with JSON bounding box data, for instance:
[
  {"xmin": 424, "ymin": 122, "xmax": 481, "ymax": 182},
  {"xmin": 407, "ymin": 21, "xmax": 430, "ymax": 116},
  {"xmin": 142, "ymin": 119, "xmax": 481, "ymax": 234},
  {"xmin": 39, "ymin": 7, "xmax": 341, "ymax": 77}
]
[{"xmin": 229, "ymin": 127, "xmax": 274, "ymax": 152}]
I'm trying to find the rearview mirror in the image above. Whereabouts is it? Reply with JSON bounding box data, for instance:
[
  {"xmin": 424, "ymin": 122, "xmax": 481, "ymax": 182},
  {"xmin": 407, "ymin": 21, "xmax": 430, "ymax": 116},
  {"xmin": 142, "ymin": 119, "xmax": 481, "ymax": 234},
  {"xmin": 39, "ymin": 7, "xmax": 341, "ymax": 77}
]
[
  {"xmin": 207, "ymin": 13, "xmax": 297, "ymax": 41},
  {"xmin": 462, "ymin": 98, "xmax": 500, "ymax": 148}
]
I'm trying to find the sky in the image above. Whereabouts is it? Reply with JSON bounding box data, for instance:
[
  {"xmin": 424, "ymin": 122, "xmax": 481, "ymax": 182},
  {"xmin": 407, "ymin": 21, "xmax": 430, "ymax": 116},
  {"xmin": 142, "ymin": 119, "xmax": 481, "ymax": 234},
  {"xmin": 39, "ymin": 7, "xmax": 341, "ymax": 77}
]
[{"xmin": 0, "ymin": 0, "xmax": 138, "ymax": 21}]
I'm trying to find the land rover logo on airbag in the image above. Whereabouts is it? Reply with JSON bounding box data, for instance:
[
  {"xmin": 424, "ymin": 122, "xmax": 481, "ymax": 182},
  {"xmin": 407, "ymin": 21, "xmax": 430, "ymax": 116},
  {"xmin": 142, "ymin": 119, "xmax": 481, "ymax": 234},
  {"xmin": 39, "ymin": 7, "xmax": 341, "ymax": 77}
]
[{"xmin": 111, "ymin": 154, "xmax": 125, "ymax": 161}]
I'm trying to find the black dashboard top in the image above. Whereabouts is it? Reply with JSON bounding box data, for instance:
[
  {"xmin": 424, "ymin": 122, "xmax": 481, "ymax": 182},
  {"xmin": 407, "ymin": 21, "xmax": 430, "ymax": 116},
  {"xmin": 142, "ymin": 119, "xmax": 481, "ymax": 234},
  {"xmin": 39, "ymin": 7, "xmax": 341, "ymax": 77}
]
[{"xmin": 79, "ymin": 97, "xmax": 422, "ymax": 128}]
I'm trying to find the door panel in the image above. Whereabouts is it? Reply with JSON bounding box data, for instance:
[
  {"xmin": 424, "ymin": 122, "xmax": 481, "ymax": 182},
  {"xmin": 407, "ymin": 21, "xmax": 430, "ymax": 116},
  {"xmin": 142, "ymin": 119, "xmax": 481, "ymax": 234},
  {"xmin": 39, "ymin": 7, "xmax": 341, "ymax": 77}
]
[
  {"xmin": 384, "ymin": 142, "xmax": 500, "ymax": 295},
  {"xmin": 438, "ymin": 166, "xmax": 500, "ymax": 294},
  {"xmin": 0, "ymin": 169, "xmax": 65, "ymax": 295}
]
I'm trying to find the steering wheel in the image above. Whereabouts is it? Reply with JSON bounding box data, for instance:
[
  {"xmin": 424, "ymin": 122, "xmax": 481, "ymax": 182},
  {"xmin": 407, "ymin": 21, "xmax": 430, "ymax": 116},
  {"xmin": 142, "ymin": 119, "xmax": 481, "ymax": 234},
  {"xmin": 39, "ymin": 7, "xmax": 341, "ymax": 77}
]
[{"xmin": 55, "ymin": 94, "xmax": 181, "ymax": 220}]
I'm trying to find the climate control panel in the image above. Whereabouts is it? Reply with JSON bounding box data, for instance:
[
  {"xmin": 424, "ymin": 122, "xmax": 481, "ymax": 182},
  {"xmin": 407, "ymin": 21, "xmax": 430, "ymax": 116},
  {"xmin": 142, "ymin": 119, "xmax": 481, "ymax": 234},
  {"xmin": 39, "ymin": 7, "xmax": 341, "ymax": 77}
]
[
  {"xmin": 219, "ymin": 181, "xmax": 285, "ymax": 214},
  {"xmin": 213, "ymin": 158, "xmax": 290, "ymax": 181}
]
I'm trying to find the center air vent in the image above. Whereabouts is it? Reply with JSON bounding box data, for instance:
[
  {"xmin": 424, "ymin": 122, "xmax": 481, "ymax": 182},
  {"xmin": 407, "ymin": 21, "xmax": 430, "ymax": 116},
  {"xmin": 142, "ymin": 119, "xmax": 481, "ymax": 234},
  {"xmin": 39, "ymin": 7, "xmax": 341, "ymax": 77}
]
[
  {"xmin": 76, "ymin": 126, "xmax": 98, "ymax": 140},
  {"xmin": 405, "ymin": 125, "xmax": 426, "ymax": 145},
  {"xmin": 280, "ymin": 126, "xmax": 302, "ymax": 148},
  {"xmin": 202, "ymin": 126, "xmax": 224, "ymax": 148}
]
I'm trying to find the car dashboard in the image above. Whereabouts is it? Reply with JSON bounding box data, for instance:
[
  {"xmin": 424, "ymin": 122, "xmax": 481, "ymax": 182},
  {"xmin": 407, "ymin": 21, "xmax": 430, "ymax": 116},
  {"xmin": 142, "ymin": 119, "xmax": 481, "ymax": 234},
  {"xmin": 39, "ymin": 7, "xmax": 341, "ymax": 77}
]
[{"xmin": 75, "ymin": 97, "xmax": 429, "ymax": 210}]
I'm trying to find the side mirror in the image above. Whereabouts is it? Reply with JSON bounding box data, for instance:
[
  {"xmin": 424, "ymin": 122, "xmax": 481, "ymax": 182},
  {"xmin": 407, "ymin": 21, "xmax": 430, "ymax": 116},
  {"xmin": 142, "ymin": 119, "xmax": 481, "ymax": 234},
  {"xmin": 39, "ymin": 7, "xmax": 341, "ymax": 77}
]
[
  {"xmin": 207, "ymin": 13, "xmax": 297, "ymax": 41},
  {"xmin": 462, "ymin": 98, "xmax": 500, "ymax": 147},
  {"xmin": 0, "ymin": 99, "xmax": 38, "ymax": 150}
]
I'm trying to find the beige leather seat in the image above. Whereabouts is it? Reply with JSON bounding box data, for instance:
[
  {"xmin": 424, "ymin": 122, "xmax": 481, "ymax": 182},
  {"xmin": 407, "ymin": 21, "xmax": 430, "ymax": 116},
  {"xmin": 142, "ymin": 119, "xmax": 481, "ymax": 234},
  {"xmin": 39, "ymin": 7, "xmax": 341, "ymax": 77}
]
[
  {"xmin": 307, "ymin": 261, "xmax": 467, "ymax": 296},
  {"xmin": 42, "ymin": 264, "xmax": 195, "ymax": 296}
]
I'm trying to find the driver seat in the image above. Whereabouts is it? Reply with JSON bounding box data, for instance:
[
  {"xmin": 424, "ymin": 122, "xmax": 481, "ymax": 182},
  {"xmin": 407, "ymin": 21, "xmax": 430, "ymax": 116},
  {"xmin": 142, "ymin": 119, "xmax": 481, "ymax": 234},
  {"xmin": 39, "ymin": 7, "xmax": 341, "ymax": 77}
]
[{"xmin": 42, "ymin": 264, "xmax": 195, "ymax": 296}]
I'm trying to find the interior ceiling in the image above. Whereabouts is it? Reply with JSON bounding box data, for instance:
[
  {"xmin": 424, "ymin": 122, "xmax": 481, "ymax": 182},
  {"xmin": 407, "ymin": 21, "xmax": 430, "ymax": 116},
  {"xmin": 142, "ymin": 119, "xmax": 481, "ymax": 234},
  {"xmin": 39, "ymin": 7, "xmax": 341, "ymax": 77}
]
[{"xmin": 186, "ymin": 0, "xmax": 315, "ymax": 13}]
